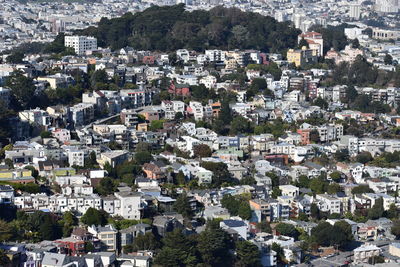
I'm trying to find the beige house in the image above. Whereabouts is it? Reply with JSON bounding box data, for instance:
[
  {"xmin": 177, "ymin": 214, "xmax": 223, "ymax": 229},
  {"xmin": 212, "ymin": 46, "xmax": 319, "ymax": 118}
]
[
  {"xmin": 88, "ymin": 225, "xmax": 118, "ymax": 251},
  {"xmin": 389, "ymin": 243, "xmax": 400, "ymax": 257},
  {"xmin": 353, "ymin": 244, "xmax": 381, "ymax": 264}
]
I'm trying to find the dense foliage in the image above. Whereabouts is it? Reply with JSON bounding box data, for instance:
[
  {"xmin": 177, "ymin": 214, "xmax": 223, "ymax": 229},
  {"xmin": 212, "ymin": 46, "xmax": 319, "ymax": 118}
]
[{"xmin": 77, "ymin": 4, "xmax": 301, "ymax": 52}]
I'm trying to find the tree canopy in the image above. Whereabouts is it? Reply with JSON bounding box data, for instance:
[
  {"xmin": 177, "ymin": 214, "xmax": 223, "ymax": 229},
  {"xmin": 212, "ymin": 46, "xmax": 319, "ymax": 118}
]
[{"xmin": 76, "ymin": 5, "xmax": 300, "ymax": 52}]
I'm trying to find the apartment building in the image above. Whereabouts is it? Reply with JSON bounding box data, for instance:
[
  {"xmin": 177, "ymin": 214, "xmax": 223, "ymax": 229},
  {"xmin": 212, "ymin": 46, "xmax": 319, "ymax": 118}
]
[
  {"xmin": 88, "ymin": 225, "xmax": 118, "ymax": 252},
  {"xmin": 64, "ymin": 35, "xmax": 98, "ymax": 55},
  {"xmin": 69, "ymin": 103, "xmax": 95, "ymax": 127},
  {"xmin": 316, "ymin": 194, "xmax": 341, "ymax": 214}
]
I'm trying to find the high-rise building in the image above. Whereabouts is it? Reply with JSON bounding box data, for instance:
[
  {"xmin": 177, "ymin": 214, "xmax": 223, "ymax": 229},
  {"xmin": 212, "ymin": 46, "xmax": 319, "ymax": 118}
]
[
  {"xmin": 51, "ymin": 19, "xmax": 65, "ymax": 34},
  {"xmin": 349, "ymin": 4, "xmax": 361, "ymax": 19},
  {"xmin": 64, "ymin": 36, "xmax": 98, "ymax": 55},
  {"xmin": 375, "ymin": 0, "xmax": 399, "ymax": 13}
]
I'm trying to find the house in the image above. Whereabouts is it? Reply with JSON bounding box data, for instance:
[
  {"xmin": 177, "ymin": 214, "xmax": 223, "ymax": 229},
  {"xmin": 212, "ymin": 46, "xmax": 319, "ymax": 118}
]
[
  {"xmin": 249, "ymin": 199, "xmax": 272, "ymax": 223},
  {"xmin": 220, "ymin": 219, "xmax": 248, "ymax": 240},
  {"xmin": 279, "ymin": 185, "xmax": 299, "ymax": 197},
  {"xmin": 118, "ymin": 254, "xmax": 151, "ymax": 267},
  {"xmin": 55, "ymin": 227, "xmax": 100, "ymax": 256},
  {"xmin": 142, "ymin": 163, "xmax": 165, "ymax": 181},
  {"xmin": 353, "ymin": 244, "xmax": 381, "ymax": 264},
  {"xmin": 0, "ymin": 185, "xmax": 14, "ymax": 204},
  {"xmin": 67, "ymin": 149, "xmax": 85, "ymax": 167},
  {"xmin": 52, "ymin": 129, "xmax": 71, "ymax": 144},
  {"xmin": 41, "ymin": 252, "xmax": 70, "ymax": 267},
  {"xmin": 168, "ymin": 81, "xmax": 190, "ymax": 97},
  {"xmin": 120, "ymin": 224, "xmax": 152, "ymax": 247},
  {"xmin": 315, "ymin": 194, "xmax": 341, "ymax": 214},
  {"xmin": 298, "ymin": 32, "xmax": 324, "ymax": 56},
  {"xmin": 153, "ymin": 214, "xmax": 183, "ymax": 237},
  {"xmin": 98, "ymin": 150, "xmax": 129, "ymax": 168},
  {"xmin": 114, "ymin": 191, "xmax": 143, "ymax": 220},
  {"xmin": 88, "ymin": 225, "xmax": 118, "ymax": 252},
  {"xmin": 389, "ymin": 243, "xmax": 400, "ymax": 257},
  {"xmin": 286, "ymin": 47, "xmax": 318, "ymax": 67},
  {"xmin": 195, "ymin": 167, "xmax": 213, "ymax": 184}
]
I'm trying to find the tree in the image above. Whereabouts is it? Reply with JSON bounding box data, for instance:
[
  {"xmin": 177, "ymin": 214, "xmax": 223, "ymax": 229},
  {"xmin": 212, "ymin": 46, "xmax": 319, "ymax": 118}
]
[
  {"xmin": 90, "ymin": 69, "xmax": 108, "ymax": 86},
  {"xmin": 367, "ymin": 197, "xmax": 384, "ymax": 220},
  {"xmin": 237, "ymin": 202, "xmax": 252, "ymax": 220},
  {"xmin": 309, "ymin": 130, "xmax": 320, "ymax": 143},
  {"xmin": 150, "ymin": 120, "xmax": 165, "ymax": 131},
  {"xmin": 342, "ymin": 85, "xmax": 358, "ymax": 104},
  {"xmin": 313, "ymin": 97, "xmax": 328, "ymax": 109},
  {"xmin": 330, "ymin": 171, "xmax": 342, "ymax": 182},
  {"xmin": 271, "ymin": 243, "xmax": 285, "ymax": 263},
  {"xmin": 0, "ymin": 220, "xmax": 12, "ymax": 242},
  {"xmin": 368, "ymin": 256, "xmax": 385, "ymax": 264},
  {"xmin": 256, "ymin": 221, "xmax": 272, "ymax": 233},
  {"xmin": 221, "ymin": 194, "xmax": 240, "ymax": 216},
  {"xmin": 173, "ymin": 192, "xmax": 193, "ymax": 219},
  {"xmin": 95, "ymin": 177, "xmax": 118, "ymax": 196},
  {"xmin": 275, "ymin": 223, "xmax": 299, "ymax": 240},
  {"xmin": 201, "ymin": 161, "xmax": 232, "ymax": 186},
  {"xmin": 271, "ymin": 187, "xmax": 282, "ymax": 199},
  {"xmin": 7, "ymin": 51, "xmax": 24, "ymax": 64},
  {"xmin": 235, "ymin": 240, "xmax": 261, "ymax": 267},
  {"xmin": 81, "ymin": 207, "xmax": 108, "ymax": 226},
  {"xmin": 334, "ymin": 220, "xmax": 354, "ymax": 242},
  {"xmin": 334, "ymin": 149, "xmax": 350, "ymax": 162},
  {"xmin": 298, "ymin": 38, "xmax": 309, "ymax": 49},
  {"xmin": 132, "ymin": 232, "xmax": 159, "ymax": 251},
  {"xmin": 384, "ymin": 54, "xmax": 393, "ymax": 65},
  {"xmin": 296, "ymin": 175, "xmax": 311, "ymax": 188},
  {"xmin": 134, "ymin": 151, "xmax": 153, "ymax": 165},
  {"xmin": 0, "ymin": 249, "xmax": 11, "ymax": 266},
  {"xmin": 311, "ymin": 221, "xmax": 349, "ymax": 248},
  {"xmin": 175, "ymin": 170, "xmax": 186, "ymax": 185},
  {"xmin": 197, "ymin": 225, "xmax": 233, "ymax": 266},
  {"xmin": 391, "ymin": 219, "xmax": 400, "ymax": 239},
  {"xmin": 135, "ymin": 142, "xmax": 152, "ymax": 153},
  {"xmin": 310, "ymin": 177, "xmax": 328, "ymax": 194},
  {"xmin": 356, "ymin": 152, "xmax": 373, "ymax": 164},
  {"xmin": 193, "ymin": 144, "xmax": 212, "ymax": 158},
  {"xmin": 61, "ymin": 211, "xmax": 78, "ymax": 237},
  {"xmin": 327, "ymin": 183, "xmax": 342, "ymax": 195},
  {"xmin": 174, "ymin": 112, "xmax": 184, "ymax": 120},
  {"xmin": 40, "ymin": 214, "xmax": 62, "ymax": 241},
  {"xmin": 230, "ymin": 116, "xmax": 252, "ymax": 135},
  {"xmin": 310, "ymin": 203, "xmax": 320, "ymax": 219},
  {"xmin": 5, "ymin": 71, "xmax": 37, "ymax": 110},
  {"xmin": 85, "ymin": 241, "xmax": 95, "ymax": 253},
  {"xmin": 298, "ymin": 212, "xmax": 309, "ymax": 222},
  {"xmin": 386, "ymin": 203, "xmax": 398, "ymax": 219},
  {"xmin": 154, "ymin": 229, "xmax": 198, "ymax": 267},
  {"xmin": 351, "ymin": 185, "xmax": 374, "ymax": 194},
  {"xmin": 40, "ymin": 131, "xmax": 52, "ymax": 139},
  {"xmin": 351, "ymin": 38, "xmax": 360, "ymax": 48}
]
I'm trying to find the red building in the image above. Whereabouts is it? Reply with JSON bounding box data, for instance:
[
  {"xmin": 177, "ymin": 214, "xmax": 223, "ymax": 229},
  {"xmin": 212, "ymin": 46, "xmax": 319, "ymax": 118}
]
[
  {"xmin": 142, "ymin": 56, "xmax": 155, "ymax": 65},
  {"xmin": 297, "ymin": 129, "xmax": 311, "ymax": 145},
  {"xmin": 55, "ymin": 227, "xmax": 101, "ymax": 256},
  {"xmin": 168, "ymin": 81, "xmax": 190, "ymax": 97},
  {"xmin": 264, "ymin": 154, "xmax": 289, "ymax": 166}
]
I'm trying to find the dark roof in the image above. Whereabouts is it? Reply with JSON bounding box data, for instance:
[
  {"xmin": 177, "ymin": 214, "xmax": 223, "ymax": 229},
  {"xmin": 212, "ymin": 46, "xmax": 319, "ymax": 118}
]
[{"xmin": 222, "ymin": 220, "xmax": 246, "ymax": 228}]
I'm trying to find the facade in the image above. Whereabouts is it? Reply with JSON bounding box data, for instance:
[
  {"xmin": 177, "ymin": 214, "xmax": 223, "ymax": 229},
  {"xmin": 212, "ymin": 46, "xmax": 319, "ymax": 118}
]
[
  {"xmin": 64, "ymin": 35, "xmax": 98, "ymax": 55},
  {"xmin": 88, "ymin": 225, "xmax": 118, "ymax": 252},
  {"xmin": 298, "ymin": 32, "xmax": 324, "ymax": 56},
  {"xmin": 353, "ymin": 244, "xmax": 381, "ymax": 264},
  {"xmin": 287, "ymin": 47, "xmax": 318, "ymax": 67}
]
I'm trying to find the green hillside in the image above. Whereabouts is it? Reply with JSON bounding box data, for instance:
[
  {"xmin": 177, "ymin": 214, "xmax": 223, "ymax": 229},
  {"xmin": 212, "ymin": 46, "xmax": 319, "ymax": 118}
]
[{"xmin": 77, "ymin": 4, "xmax": 301, "ymax": 52}]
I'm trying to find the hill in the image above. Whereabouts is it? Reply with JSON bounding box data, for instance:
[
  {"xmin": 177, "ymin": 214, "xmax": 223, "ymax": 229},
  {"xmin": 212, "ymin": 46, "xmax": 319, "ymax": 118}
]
[{"xmin": 76, "ymin": 4, "xmax": 301, "ymax": 53}]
